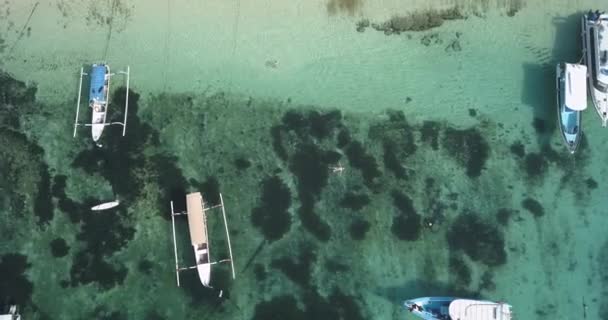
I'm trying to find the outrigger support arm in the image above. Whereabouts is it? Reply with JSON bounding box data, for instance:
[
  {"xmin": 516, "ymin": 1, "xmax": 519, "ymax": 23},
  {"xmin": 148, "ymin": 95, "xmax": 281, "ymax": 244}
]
[
  {"xmin": 73, "ymin": 67, "xmax": 86, "ymax": 137},
  {"xmin": 170, "ymin": 201, "xmax": 181, "ymax": 286},
  {"xmin": 220, "ymin": 193, "xmax": 236, "ymax": 280},
  {"xmin": 119, "ymin": 66, "xmax": 130, "ymax": 136}
]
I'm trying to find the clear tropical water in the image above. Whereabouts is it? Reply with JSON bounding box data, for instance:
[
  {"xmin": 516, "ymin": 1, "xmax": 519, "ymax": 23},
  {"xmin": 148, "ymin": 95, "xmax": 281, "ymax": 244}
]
[{"xmin": 0, "ymin": 0, "xmax": 607, "ymax": 319}]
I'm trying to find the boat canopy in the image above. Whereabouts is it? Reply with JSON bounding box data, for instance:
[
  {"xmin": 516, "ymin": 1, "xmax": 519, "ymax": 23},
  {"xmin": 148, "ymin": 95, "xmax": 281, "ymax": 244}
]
[
  {"xmin": 89, "ymin": 64, "xmax": 107, "ymax": 103},
  {"xmin": 564, "ymin": 63, "xmax": 588, "ymax": 111},
  {"xmin": 449, "ymin": 299, "xmax": 512, "ymax": 320},
  {"xmin": 186, "ymin": 192, "xmax": 208, "ymax": 246}
]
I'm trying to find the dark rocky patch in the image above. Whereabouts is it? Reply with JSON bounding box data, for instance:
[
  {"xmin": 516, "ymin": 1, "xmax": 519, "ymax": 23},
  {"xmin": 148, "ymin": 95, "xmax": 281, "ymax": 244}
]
[
  {"xmin": 149, "ymin": 153, "xmax": 189, "ymax": 212},
  {"xmin": 369, "ymin": 111, "xmax": 417, "ymax": 178},
  {"xmin": 253, "ymin": 264, "xmax": 267, "ymax": 282},
  {"xmin": 349, "ymin": 219, "xmax": 371, "ymax": 240},
  {"xmin": 532, "ymin": 117, "xmax": 549, "ymax": 134},
  {"xmin": 0, "ymin": 70, "xmax": 37, "ymax": 129},
  {"xmin": 50, "ymin": 175, "xmax": 84, "ymax": 223},
  {"xmin": 234, "ymin": 157, "xmax": 251, "ymax": 170},
  {"xmin": 468, "ymin": 109, "xmax": 477, "ymax": 117},
  {"xmin": 197, "ymin": 176, "xmax": 221, "ymax": 206},
  {"xmin": 281, "ymin": 109, "xmax": 342, "ymax": 141},
  {"xmin": 479, "ymin": 271, "xmax": 496, "ymax": 291},
  {"xmin": 448, "ymin": 255, "xmax": 471, "ymax": 288},
  {"xmin": 33, "ymin": 164, "xmax": 53, "ymax": 225},
  {"xmin": 251, "ymin": 176, "xmax": 292, "ymax": 241},
  {"xmin": 355, "ymin": 19, "xmax": 370, "ymax": 32},
  {"xmin": 523, "ymin": 152, "xmax": 547, "ymax": 177},
  {"xmin": 298, "ymin": 199, "xmax": 332, "ymax": 242},
  {"xmin": 447, "ymin": 213, "xmax": 507, "ymax": 266},
  {"xmin": 521, "ymin": 198, "xmax": 544, "ymax": 217},
  {"xmin": 337, "ymin": 129, "xmax": 352, "ymax": 149},
  {"xmin": 510, "ymin": 141, "xmax": 525, "ymax": 158},
  {"xmin": 271, "ymin": 245, "xmax": 316, "ymax": 288},
  {"xmin": 0, "ymin": 253, "xmax": 33, "ymax": 305},
  {"xmin": 270, "ymin": 125, "xmax": 288, "ymax": 161},
  {"xmin": 252, "ymin": 295, "xmax": 306, "ymax": 320},
  {"xmin": 327, "ymin": 0, "xmax": 362, "ymax": 16},
  {"xmin": 0, "ymin": 128, "xmax": 53, "ymax": 225},
  {"xmin": 50, "ymin": 238, "xmax": 69, "ymax": 257},
  {"xmin": 441, "ymin": 127, "xmax": 489, "ymax": 178},
  {"xmin": 391, "ymin": 191, "xmax": 422, "ymax": 241},
  {"xmin": 496, "ymin": 208, "xmax": 514, "ymax": 225},
  {"xmin": 586, "ymin": 178, "xmax": 598, "ymax": 190},
  {"xmin": 339, "ymin": 191, "xmax": 370, "ymax": 211},
  {"xmin": 138, "ymin": 259, "xmax": 153, "ymax": 274},
  {"xmin": 345, "ymin": 141, "xmax": 382, "ymax": 189},
  {"xmin": 420, "ymin": 120, "xmax": 441, "ymax": 150},
  {"xmin": 370, "ymin": 7, "xmax": 465, "ymax": 34}
]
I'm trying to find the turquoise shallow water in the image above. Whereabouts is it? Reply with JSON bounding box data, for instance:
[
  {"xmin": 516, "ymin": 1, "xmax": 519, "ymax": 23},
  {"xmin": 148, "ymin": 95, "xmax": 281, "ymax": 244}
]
[{"xmin": 1, "ymin": 1, "xmax": 608, "ymax": 319}]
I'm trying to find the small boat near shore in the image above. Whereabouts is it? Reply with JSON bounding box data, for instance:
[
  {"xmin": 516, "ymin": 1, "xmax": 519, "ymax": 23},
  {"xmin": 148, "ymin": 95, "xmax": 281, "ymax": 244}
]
[
  {"xmin": 556, "ymin": 63, "xmax": 587, "ymax": 153},
  {"xmin": 0, "ymin": 304, "xmax": 21, "ymax": 320},
  {"xmin": 73, "ymin": 64, "xmax": 130, "ymax": 145},
  {"xmin": 582, "ymin": 10, "xmax": 608, "ymax": 126},
  {"xmin": 404, "ymin": 297, "xmax": 513, "ymax": 320}
]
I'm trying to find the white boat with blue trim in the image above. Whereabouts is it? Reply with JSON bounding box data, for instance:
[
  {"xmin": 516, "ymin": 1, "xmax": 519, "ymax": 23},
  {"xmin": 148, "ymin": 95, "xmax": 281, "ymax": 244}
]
[
  {"xmin": 582, "ymin": 10, "xmax": 608, "ymax": 126},
  {"xmin": 404, "ymin": 297, "xmax": 512, "ymax": 320},
  {"xmin": 556, "ymin": 63, "xmax": 587, "ymax": 153}
]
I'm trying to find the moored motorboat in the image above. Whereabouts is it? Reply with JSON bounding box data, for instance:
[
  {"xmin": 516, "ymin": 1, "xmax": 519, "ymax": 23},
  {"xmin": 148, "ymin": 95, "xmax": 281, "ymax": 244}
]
[
  {"xmin": 404, "ymin": 297, "xmax": 513, "ymax": 320},
  {"xmin": 582, "ymin": 10, "xmax": 608, "ymax": 126},
  {"xmin": 556, "ymin": 63, "xmax": 587, "ymax": 153}
]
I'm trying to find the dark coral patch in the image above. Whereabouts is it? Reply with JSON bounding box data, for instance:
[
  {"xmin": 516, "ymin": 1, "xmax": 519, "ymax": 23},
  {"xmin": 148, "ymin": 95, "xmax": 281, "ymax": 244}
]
[
  {"xmin": 0, "ymin": 253, "xmax": 33, "ymax": 305},
  {"xmin": 349, "ymin": 219, "xmax": 371, "ymax": 240},
  {"xmin": 523, "ymin": 152, "xmax": 547, "ymax": 177},
  {"xmin": 442, "ymin": 127, "xmax": 489, "ymax": 178},
  {"xmin": 0, "ymin": 70, "xmax": 37, "ymax": 129},
  {"xmin": 234, "ymin": 157, "xmax": 251, "ymax": 170},
  {"xmin": 496, "ymin": 208, "xmax": 514, "ymax": 225},
  {"xmin": 369, "ymin": 110, "xmax": 417, "ymax": 179},
  {"xmin": 252, "ymin": 295, "xmax": 306, "ymax": 320},
  {"xmin": 586, "ymin": 178, "xmax": 598, "ymax": 190},
  {"xmin": 345, "ymin": 141, "xmax": 382, "ymax": 189},
  {"xmin": 298, "ymin": 199, "xmax": 332, "ymax": 242},
  {"xmin": 521, "ymin": 198, "xmax": 544, "ymax": 217},
  {"xmin": 449, "ymin": 255, "xmax": 471, "ymax": 288},
  {"xmin": 339, "ymin": 192, "xmax": 370, "ymax": 211},
  {"xmin": 50, "ymin": 238, "xmax": 69, "ymax": 257},
  {"xmin": 447, "ymin": 213, "xmax": 506, "ymax": 266},
  {"xmin": 509, "ymin": 141, "xmax": 525, "ymax": 158},
  {"xmin": 251, "ymin": 176, "xmax": 292, "ymax": 241},
  {"xmin": 270, "ymin": 125, "xmax": 289, "ymax": 161},
  {"xmin": 390, "ymin": 191, "xmax": 422, "ymax": 241},
  {"xmin": 271, "ymin": 245, "xmax": 316, "ymax": 288},
  {"xmin": 420, "ymin": 121, "xmax": 441, "ymax": 150}
]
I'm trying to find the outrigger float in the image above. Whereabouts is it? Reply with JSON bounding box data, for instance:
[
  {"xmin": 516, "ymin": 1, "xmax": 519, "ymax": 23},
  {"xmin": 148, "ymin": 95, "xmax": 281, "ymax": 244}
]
[
  {"xmin": 170, "ymin": 192, "xmax": 235, "ymax": 288},
  {"xmin": 73, "ymin": 63, "xmax": 130, "ymax": 145}
]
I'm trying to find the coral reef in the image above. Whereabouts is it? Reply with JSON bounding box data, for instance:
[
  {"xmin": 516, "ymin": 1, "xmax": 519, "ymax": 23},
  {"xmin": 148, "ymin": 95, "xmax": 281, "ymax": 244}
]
[
  {"xmin": 447, "ymin": 213, "xmax": 506, "ymax": 266},
  {"xmin": 368, "ymin": 7, "xmax": 465, "ymax": 35},
  {"xmin": 391, "ymin": 190, "xmax": 422, "ymax": 241},
  {"xmin": 251, "ymin": 176, "xmax": 292, "ymax": 241},
  {"xmin": 441, "ymin": 127, "xmax": 490, "ymax": 178},
  {"xmin": 521, "ymin": 198, "xmax": 544, "ymax": 217}
]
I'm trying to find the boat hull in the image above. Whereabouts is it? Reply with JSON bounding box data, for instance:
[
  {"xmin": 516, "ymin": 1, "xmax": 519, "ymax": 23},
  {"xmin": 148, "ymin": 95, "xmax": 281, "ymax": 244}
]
[
  {"xmin": 404, "ymin": 297, "xmax": 456, "ymax": 320},
  {"xmin": 582, "ymin": 12, "xmax": 608, "ymax": 126},
  {"xmin": 89, "ymin": 64, "xmax": 110, "ymax": 141},
  {"xmin": 556, "ymin": 63, "xmax": 583, "ymax": 154}
]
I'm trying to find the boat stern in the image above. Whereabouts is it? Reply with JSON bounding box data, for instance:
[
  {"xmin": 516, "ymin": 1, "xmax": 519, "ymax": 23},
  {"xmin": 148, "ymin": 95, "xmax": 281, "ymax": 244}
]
[
  {"xmin": 197, "ymin": 262, "xmax": 212, "ymax": 287},
  {"xmin": 91, "ymin": 123, "xmax": 105, "ymax": 142}
]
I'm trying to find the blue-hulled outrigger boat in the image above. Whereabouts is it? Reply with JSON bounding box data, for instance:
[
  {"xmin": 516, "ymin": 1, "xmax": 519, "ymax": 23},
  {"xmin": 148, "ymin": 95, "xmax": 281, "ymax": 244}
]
[
  {"xmin": 404, "ymin": 297, "xmax": 513, "ymax": 320},
  {"xmin": 73, "ymin": 63, "xmax": 130, "ymax": 146},
  {"xmin": 556, "ymin": 63, "xmax": 587, "ymax": 154}
]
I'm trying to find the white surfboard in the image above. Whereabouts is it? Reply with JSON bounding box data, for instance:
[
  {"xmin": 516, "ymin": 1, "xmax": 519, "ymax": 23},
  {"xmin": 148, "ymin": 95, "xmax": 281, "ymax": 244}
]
[{"xmin": 91, "ymin": 200, "xmax": 120, "ymax": 211}]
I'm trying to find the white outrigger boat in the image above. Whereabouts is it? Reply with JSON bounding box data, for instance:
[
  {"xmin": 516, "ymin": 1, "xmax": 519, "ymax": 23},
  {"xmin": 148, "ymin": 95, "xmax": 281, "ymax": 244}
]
[
  {"xmin": 556, "ymin": 63, "xmax": 587, "ymax": 153},
  {"xmin": 582, "ymin": 10, "xmax": 608, "ymax": 126},
  {"xmin": 0, "ymin": 305, "xmax": 21, "ymax": 320},
  {"xmin": 404, "ymin": 297, "xmax": 513, "ymax": 320},
  {"xmin": 73, "ymin": 63, "xmax": 130, "ymax": 145},
  {"xmin": 170, "ymin": 192, "xmax": 235, "ymax": 288}
]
